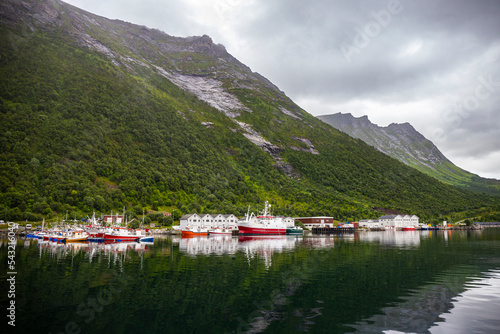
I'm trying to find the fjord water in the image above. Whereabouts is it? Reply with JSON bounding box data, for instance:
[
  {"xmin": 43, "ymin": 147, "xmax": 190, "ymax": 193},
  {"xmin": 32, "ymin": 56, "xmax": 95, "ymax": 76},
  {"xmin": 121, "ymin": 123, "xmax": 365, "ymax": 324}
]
[{"xmin": 2, "ymin": 230, "xmax": 500, "ymax": 334}]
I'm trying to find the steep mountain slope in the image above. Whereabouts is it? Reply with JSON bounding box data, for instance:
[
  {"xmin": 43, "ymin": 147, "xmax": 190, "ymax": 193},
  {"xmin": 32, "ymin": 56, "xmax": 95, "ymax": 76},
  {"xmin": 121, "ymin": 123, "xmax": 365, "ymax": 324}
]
[
  {"xmin": 0, "ymin": 0, "xmax": 497, "ymax": 222},
  {"xmin": 318, "ymin": 113, "xmax": 500, "ymax": 195}
]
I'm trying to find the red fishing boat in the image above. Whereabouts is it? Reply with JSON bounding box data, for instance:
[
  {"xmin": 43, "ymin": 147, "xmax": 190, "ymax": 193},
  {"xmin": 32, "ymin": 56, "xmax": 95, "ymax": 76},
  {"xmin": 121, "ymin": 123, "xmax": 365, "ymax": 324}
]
[{"xmin": 238, "ymin": 202, "xmax": 286, "ymax": 235}]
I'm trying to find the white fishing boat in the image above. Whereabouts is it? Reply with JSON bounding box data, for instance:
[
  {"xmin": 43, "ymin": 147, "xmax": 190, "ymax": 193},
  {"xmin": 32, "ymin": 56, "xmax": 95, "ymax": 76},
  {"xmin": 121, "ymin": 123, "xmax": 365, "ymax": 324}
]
[{"xmin": 238, "ymin": 201, "xmax": 286, "ymax": 235}]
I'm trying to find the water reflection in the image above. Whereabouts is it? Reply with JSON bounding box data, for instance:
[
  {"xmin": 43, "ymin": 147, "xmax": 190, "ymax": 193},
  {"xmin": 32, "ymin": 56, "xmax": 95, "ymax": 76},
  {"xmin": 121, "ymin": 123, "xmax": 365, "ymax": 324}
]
[
  {"xmin": 34, "ymin": 239, "xmax": 153, "ymax": 265},
  {"xmin": 348, "ymin": 267, "xmax": 500, "ymax": 334},
  {"xmin": 3, "ymin": 229, "xmax": 500, "ymax": 334},
  {"xmin": 179, "ymin": 235, "xmax": 238, "ymax": 256},
  {"xmin": 429, "ymin": 269, "xmax": 500, "ymax": 334},
  {"xmin": 357, "ymin": 230, "xmax": 426, "ymax": 248},
  {"xmin": 178, "ymin": 235, "xmax": 303, "ymax": 269},
  {"xmin": 238, "ymin": 235, "xmax": 302, "ymax": 268}
]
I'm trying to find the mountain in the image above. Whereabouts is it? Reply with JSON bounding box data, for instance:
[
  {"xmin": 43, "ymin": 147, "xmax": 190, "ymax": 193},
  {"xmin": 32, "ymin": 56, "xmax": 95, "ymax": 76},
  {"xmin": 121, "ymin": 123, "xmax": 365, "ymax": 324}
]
[
  {"xmin": 318, "ymin": 113, "xmax": 500, "ymax": 195},
  {"xmin": 0, "ymin": 0, "xmax": 497, "ymax": 223}
]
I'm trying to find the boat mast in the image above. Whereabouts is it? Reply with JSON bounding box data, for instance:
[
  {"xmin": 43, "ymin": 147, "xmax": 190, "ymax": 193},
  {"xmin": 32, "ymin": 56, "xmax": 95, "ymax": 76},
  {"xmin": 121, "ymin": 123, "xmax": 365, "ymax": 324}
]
[
  {"xmin": 246, "ymin": 205, "xmax": 251, "ymax": 223},
  {"xmin": 263, "ymin": 201, "xmax": 270, "ymax": 217}
]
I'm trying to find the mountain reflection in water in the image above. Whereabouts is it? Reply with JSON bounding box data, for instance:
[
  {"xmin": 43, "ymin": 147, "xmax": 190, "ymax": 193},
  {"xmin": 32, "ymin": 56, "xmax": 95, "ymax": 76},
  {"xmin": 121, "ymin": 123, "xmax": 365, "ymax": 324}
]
[{"xmin": 4, "ymin": 229, "xmax": 500, "ymax": 334}]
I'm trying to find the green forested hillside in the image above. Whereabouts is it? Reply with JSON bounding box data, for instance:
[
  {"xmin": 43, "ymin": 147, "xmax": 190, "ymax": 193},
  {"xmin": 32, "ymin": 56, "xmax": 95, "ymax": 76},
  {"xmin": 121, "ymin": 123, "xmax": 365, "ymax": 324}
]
[{"xmin": 0, "ymin": 0, "xmax": 497, "ymax": 223}]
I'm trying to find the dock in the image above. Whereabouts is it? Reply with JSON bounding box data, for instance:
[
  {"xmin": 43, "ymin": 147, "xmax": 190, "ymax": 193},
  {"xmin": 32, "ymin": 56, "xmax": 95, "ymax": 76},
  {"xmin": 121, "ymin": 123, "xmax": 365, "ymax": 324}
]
[{"xmin": 312, "ymin": 227, "xmax": 356, "ymax": 235}]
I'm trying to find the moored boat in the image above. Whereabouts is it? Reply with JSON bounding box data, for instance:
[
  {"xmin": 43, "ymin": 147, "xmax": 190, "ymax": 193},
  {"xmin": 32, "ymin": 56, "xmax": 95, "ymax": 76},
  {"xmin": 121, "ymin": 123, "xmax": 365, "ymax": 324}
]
[
  {"xmin": 238, "ymin": 201, "xmax": 286, "ymax": 235},
  {"xmin": 402, "ymin": 226, "xmax": 416, "ymax": 231},
  {"xmin": 209, "ymin": 227, "xmax": 233, "ymax": 235},
  {"xmin": 87, "ymin": 231, "xmax": 106, "ymax": 242},
  {"xmin": 286, "ymin": 225, "xmax": 303, "ymax": 235},
  {"xmin": 65, "ymin": 230, "xmax": 89, "ymax": 243},
  {"xmin": 104, "ymin": 228, "xmax": 141, "ymax": 242},
  {"xmin": 181, "ymin": 226, "xmax": 209, "ymax": 237}
]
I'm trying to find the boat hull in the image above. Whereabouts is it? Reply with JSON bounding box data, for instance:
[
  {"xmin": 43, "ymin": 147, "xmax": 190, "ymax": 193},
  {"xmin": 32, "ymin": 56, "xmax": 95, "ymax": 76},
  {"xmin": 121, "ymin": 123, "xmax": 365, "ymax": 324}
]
[
  {"xmin": 286, "ymin": 228, "xmax": 303, "ymax": 235},
  {"xmin": 66, "ymin": 237, "xmax": 88, "ymax": 243},
  {"xmin": 104, "ymin": 234, "xmax": 139, "ymax": 242},
  {"xmin": 209, "ymin": 228, "xmax": 233, "ymax": 235},
  {"xmin": 182, "ymin": 230, "xmax": 208, "ymax": 237},
  {"xmin": 238, "ymin": 225, "xmax": 286, "ymax": 235},
  {"xmin": 402, "ymin": 227, "xmax": 415, "ymax": 231}
]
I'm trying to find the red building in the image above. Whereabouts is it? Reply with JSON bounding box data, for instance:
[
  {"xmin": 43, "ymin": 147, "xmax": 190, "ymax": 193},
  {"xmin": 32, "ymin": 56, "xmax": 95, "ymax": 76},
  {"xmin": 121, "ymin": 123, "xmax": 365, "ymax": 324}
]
[{"xmin": 102, "ymin": 215, "xmax": 125, "ymax": 225}]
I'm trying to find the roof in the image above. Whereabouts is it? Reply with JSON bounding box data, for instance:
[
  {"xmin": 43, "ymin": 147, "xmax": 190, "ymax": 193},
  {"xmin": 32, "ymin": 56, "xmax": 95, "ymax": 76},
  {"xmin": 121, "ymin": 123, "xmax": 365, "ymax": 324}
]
[
  {"xmin": 180, "ymin": 213, "xmax": 198, "ymax": 220},
  {"xmin": 379, "ymin": 215, "xmax": 399, "ymax": 219}
]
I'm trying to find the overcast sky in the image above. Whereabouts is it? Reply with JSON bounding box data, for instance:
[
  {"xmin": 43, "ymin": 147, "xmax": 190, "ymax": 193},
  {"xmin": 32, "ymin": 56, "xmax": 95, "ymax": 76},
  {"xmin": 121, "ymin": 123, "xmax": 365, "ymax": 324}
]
[{"xmin": 64, "ymin": 0, "xmax": 500, "ymax": 179}]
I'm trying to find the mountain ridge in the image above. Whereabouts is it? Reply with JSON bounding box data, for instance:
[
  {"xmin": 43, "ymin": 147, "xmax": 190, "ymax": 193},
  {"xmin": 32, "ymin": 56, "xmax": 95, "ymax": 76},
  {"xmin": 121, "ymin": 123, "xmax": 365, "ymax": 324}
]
[
  {"xmin": 1, "ymin": 0, "xmax": 498, "ymax": 223},
  {"xmin": 317, "ymin": 112, "xmax": 500, "ymax": 195}
]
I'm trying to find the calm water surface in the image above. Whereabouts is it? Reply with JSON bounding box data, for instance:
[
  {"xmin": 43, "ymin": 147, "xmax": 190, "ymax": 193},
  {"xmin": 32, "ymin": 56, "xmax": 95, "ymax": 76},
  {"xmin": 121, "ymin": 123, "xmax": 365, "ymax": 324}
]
[{"xmin": 1, "ymin": 229, "xmax": 500, "ymax": 334}]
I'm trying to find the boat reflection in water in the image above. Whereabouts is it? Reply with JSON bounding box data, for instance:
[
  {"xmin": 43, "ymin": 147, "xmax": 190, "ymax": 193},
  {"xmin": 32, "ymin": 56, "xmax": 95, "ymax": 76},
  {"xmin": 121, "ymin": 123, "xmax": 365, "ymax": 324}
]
[
  {"xmin": 238, "ymin": 235, "xmax": 302, "ymax": 268},
  {"xmin": 179, "ymin": 234, "xmax": 304, "ymax": 268},
  {"xmin": 35, "ymin": 239, "xmax": 153, "ymax": 265},
  {"xmin": 179, "ymin": 235, "xmax": 238, "ymax": 256}
]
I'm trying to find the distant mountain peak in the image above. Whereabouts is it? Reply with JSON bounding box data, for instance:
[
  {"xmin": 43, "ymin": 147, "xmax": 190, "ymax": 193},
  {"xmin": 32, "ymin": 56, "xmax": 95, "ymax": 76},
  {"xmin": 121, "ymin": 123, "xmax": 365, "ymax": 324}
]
[
  {"xmin": 318, "ymin": 112, "xmax": 500, "ymax": 194},
  {"xmin": 318, "ymin": 112, "xmax": 449, "ymax": 166}
]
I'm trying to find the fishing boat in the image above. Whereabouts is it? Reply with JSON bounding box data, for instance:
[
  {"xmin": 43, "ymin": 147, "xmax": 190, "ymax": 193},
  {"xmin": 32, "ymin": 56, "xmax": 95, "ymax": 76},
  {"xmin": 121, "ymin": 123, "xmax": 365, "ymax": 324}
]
[
  {"xmin": 50, "ymin": 234, "xmax": 66, "ymax": 243},
  {"xmin": 209, "ymin": 227, "xmax": 233, "ymax": 235},
  {"xmin": 286, "ymin": 225, "xmax": 303, "ymax": 235},
  {"xmin": 65, "ymin": 230, "xmax": 89, "ymax": 243},
  {"xmin": 86, "ymin": 213, "xmax": 106, "ymax": 242},
  {"xmin": 402, "ymin": 226, "xmax": 416, "ymax": 231},
  {"xmin": 238, "ymin": 201, "xmax": 287, "ymax": 235},
  {"xmin": 181, "ymin": 226, "xmax": 209, "ymax": 237},
  {"xmin": 87, "ymin": 231, "xmax": 106, "ymax": 242},
  {"xmin": 104, "ymin": 227, "xmax": 141, "ymax": 242}
]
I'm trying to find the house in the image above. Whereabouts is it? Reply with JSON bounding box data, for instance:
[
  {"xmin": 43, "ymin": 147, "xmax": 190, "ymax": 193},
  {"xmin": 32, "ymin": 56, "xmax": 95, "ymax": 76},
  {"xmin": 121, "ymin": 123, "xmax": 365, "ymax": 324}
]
[
  {"xmin": 294, "ymin": 217, "xmax": 334, "ymax": 229},
  {"xmin": 180, "ymin": 213, "xmax": 201, "ymax": 229},
  {"xmin": 179, "ymin": 213, "xmax": 240, "ymax": 229},
  {"xmin": 212, "ymin": 214, "xmax": 225, "ymax": 227},
  {"xmin": 222, "ymin": 214, "xmax": 238, "ymax": 228},
  {"xmin": 359, "ymin": 219, "xmax": 381, "ymax": 228},
  {"xmin": 199, "ymin": 214, "xmax": 214, "ymax": 228},
  {"xmin": 379, "ymin": 215, "xmax": 419, "ymax": 229},
  {"xmin": 102, "ymin": 215, "xmax": 124, "ymax": 225}
]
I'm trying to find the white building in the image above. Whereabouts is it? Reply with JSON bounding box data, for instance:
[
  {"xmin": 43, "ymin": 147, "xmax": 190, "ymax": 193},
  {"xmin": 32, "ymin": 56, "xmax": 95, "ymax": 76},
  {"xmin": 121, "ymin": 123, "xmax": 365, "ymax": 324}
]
[
  {"xmin": 199, "ymin": 214, "xmax": 214, "ymax": 228},
  {"xmin": 379, "ymin": 215, "xmax": 419, "ymax": 229},
  {"xmin": 359, "ymin": 219, "xmax": 381, "ymax": 228},
  {"xmin": 180, "ymin": 213, "xmax": 201, "ymax": 229},
  {"xmin": 179, "ymin": 213, "xmax": 239, "ymax": 229},
  {"xmin": 222, "ymin": 214, "xmax": 238, "ymax": 228}
]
